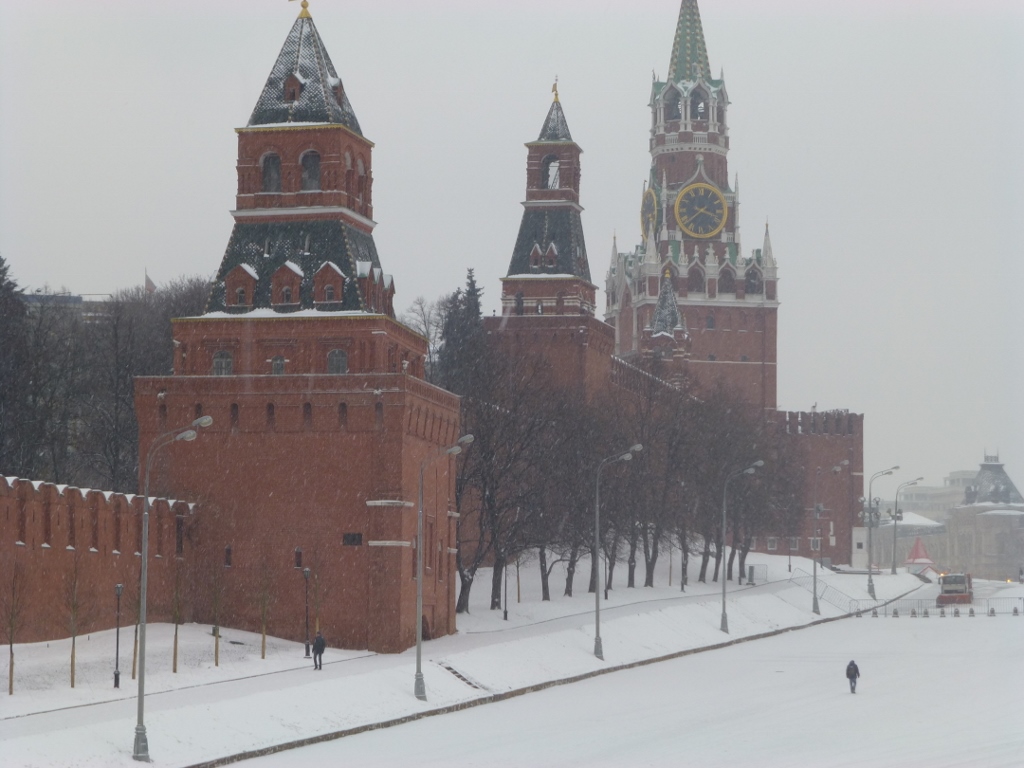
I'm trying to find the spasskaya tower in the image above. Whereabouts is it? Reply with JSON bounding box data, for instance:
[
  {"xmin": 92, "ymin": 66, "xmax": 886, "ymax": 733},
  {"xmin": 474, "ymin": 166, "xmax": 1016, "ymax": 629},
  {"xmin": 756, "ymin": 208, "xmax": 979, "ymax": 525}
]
[{"xmin": 605, "ymin": 0, "xmax": 779, "ymax": 410}]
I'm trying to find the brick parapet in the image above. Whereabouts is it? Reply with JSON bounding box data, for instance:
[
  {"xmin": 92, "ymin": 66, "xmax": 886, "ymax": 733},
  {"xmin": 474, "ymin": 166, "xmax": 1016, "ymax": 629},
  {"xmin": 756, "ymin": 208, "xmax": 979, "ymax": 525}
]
[{"xmin": 0, "ymin": 476, "xmax": 198, "ymax": 644}]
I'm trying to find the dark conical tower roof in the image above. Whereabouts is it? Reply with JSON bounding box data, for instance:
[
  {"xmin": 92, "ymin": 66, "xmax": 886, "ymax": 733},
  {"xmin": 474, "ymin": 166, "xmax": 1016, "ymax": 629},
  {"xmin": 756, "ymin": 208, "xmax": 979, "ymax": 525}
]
[
  {"xmin": 538, "ymin": 96, "xmax": 573, "ymax": 142},
  {"xmin": 248, "ymin": 9, "xmax": 362, "ymax": 133},
  {"xmin": 652, "ymin": 272, "xmax": 682, "ymax": 334},
  {"xmin": 668, "ymin": 0, "xmax": 712, "ymax": 83}
]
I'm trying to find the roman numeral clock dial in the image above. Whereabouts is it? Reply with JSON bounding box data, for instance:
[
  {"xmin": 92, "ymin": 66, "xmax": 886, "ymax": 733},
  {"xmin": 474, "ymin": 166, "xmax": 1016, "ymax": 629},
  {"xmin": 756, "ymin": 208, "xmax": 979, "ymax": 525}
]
[{"xmin": 674, "ymin": 183, "xmax": 728, "ymax": 239}]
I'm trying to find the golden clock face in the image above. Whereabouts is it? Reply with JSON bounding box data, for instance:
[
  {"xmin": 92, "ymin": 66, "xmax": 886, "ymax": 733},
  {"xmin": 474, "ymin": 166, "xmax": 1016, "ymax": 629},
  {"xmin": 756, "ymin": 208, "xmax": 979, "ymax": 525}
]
[
  {"xmin": 640, "ymin": 187, "xmax": 658, "ymax": 240},
  {"xmin": 674, "ymin": 183, "xmax": 728, "ymax": 239}
]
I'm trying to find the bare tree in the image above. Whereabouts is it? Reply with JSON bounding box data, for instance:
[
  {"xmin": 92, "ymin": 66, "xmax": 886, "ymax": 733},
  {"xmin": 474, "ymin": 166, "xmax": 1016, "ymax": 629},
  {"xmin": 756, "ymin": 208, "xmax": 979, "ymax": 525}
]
[
  {"xmin": 254, "ymin": 548, "xmax": 276, "ymax": 660},
  {"xmin": 1, "ymin": 553, "xmax": 25, "ymax": 695},
  {"xmin": 62, "ymin": 548, "xmax": 92, "ymax": 688}
]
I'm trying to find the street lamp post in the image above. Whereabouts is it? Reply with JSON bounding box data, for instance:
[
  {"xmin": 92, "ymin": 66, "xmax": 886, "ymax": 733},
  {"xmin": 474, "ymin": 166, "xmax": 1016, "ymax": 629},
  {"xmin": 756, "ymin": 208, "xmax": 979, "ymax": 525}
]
[
  {"xmin": 811, "ymin": 461, "xmax": 849, "ymax": 615},
  {"xmin": 415, "ymin": 434, "xmax": 474, "ymax": 702},
  {"xmin": 134, "ymin": 415, "xmax": 212, "ymax": 762},
  {"xmin": 594, "ymin": 444, "xmax": 643, "ymax": 660},
  {"xmin": 303, "ymin": 567, "xmax": 311, "ymax": 658},
  {"xmin": 114, "ymin": 583, "xmax": 123, "ymax": 688},
  {"xmin": 720, "ymin": 460, "xmax": 764, "ymax": 633},
  {"xmin": 865, "ymin": 465, "xmax": 898, "ymax": 600},
  {"xmin": 891, "ymin": 477, "xmax": 923, "ymax": 574}
]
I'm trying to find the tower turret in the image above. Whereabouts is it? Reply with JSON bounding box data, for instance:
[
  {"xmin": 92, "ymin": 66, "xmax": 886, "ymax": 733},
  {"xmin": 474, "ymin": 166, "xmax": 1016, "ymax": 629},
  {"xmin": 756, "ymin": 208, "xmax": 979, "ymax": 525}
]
[
  {"xmin": 501, "ymin": 87, "xmax": 594, "ymax": 317},
  {"xmin": 207, "ymin": 3, "xmax": 392, "ymax": 315}
]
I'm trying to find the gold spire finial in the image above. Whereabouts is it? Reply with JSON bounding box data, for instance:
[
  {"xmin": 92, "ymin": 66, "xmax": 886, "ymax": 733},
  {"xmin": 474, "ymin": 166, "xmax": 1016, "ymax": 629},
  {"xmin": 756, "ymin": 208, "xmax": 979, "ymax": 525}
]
[
  {"xmin": 290, "ymin": 0, "xmax": 311, "ymax": 19},
  {"xmin": 552, "ymin": 77, "xmax": 559, "ymax": 103}
]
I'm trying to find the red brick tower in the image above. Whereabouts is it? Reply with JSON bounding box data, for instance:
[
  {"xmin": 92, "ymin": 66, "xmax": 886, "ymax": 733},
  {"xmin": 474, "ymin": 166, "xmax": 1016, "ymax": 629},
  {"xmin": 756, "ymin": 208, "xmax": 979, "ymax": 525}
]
[
  {"xmin": 605, "ymin": 0, "xmax": 779, "ymax": 410},
  {"xmin": 484, "ymin": 87, "xmax": 614, "ymax": 396},
  {"xmin": 135, "ymin": 5, "xmax": 461, "ymax": 653}
]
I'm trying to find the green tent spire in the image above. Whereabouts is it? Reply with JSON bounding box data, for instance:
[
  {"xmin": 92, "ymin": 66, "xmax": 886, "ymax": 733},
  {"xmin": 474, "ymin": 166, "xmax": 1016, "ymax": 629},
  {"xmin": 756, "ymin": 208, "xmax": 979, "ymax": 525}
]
[{"xmin": 667, "ymin": 0, "xmax": 712, "ymax": 83}]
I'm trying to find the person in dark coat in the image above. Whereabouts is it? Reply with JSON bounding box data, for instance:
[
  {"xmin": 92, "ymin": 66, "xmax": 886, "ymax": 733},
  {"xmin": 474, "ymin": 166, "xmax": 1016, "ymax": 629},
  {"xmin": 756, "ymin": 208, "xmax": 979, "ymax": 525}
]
[
  {"xmin": 312, "ymin": 630, "xmax": 326, "ymax": 670},
  {"xmin": 846, "ymin": 660, "xmax": 860, "ymax": 693}
]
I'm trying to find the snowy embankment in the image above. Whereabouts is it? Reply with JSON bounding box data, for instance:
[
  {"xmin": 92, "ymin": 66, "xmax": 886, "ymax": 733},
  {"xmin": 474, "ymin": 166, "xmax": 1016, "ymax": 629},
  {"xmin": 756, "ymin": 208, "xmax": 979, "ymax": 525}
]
[{"xmin": 0, "ymin": 554, "xmax": 962, "ymax": 767}]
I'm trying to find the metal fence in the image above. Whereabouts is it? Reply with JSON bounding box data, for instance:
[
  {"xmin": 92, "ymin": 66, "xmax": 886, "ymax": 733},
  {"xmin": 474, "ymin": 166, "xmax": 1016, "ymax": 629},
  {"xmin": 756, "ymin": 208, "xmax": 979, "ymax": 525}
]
[
  {"xmin": 786, "ymin": 571, "xmax": 1024, "ymax": 618},
  {"xmin": 789, "ymin": 569, "xmax": 857, "ymax": 613},
  {"xmin": 848, "ymin": 597, "xmax": 1024, "ymax": 618}
]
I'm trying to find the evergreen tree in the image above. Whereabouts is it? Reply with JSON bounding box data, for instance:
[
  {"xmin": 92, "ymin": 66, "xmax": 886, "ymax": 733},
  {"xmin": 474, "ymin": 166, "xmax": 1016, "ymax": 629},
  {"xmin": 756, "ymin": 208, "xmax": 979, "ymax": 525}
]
[
  {"xmin": 436, "ymin": 269, "xmax": 487, "ymax": 396},
  {"xmin": 0, "ymin": 254, "xmax": 28, "ymax": 475}
]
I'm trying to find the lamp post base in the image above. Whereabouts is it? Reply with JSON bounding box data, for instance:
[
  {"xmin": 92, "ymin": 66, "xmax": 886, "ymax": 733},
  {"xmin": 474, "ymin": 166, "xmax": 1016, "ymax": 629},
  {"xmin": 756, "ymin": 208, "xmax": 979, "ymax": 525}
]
[
  {"xmin": 133, "ymin": 725, "xmax": 150, "ymax": 762},
  {"xmin": 114, "ymin": 670, "xmax": 120, "ymax": 689},
  {"xmin": 867, "ymin": 577, "xmax": 876, "ymax": 600},
  {"xmin": 304, "ymin": 642, "xmax": 311, "ymax": 659},
  {"xmin": 720, "ymin": 613, "xmax": 729, "ymax": 634},
  {"xmin": 812, "ymin": 595, "xmax": 820, "ymax": 615},
  {"xmin": 414, "ymin": 672, "xmax": 427, "ymax": 701},
  {"xmin": 594, "ymin": 636, "xmax": 603, "ymax": 660}
]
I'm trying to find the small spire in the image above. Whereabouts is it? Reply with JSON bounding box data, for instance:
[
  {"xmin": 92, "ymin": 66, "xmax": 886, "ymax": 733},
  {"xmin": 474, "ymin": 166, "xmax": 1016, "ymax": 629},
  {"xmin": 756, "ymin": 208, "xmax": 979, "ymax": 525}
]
[
  {"xmin": 552, "ymin": 77, "xmax": 560, "ymax": 103},
  {"xmin": 290, "ymin": 0, "xmax": 311, "ymax": 19},
  {"xmin": 762, "ymin": 221, "xmax": 776, "ymax": 268}
]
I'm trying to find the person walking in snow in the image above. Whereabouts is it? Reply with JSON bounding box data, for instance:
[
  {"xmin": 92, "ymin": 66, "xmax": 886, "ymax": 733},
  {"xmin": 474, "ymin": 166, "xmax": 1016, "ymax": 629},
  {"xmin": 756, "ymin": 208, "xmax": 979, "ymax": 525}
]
[
  {"xmin": 312, "ymin": 630, "xmax": 326, "ymax": 670},
  {"xmin": 846, "ymin": 660, "xmax": 860, "ymax": 693}
]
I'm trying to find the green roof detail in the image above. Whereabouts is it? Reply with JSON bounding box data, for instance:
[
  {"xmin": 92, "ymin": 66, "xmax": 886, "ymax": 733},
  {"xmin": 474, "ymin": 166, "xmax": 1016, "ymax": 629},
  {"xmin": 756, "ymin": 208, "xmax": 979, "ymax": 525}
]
[{"xmin": 667, "ymin": 0, "xmax": 712, "ymax": 83}]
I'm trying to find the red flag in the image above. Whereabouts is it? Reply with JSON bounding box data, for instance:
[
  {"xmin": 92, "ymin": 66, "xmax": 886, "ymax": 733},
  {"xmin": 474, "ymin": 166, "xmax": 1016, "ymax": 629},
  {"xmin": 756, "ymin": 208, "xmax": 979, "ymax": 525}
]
[{"xmin": 145, "ymin": 271, "xmax": 156, "ymax": 294}]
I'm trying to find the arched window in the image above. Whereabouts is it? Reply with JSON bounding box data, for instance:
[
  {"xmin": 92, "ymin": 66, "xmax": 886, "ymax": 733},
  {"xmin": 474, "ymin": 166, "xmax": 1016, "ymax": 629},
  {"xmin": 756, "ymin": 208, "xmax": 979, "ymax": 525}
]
[
  {"xmin": 224, "ymin": 546, "xmax": 232, "ymax": 567},
  {"xmin": 281, "ymin": 286, "xmax": 292, "ymax": 304},
  {"xmin": 230, "ymin": 403, "xmax": 239, "ymax": 431},
  {"xmin": 706, "ymin": 314, "xmax": 716, "ymax": 330},
  {"xmin": 235, "ymin": 287, "xmax": 247, "ymax": 306},
  {"xmin": 687, "ymin": 265, "xmax": 705, "ymax": 294},
  {"xmin": 324, "ymin": 284, "xmax": 335, "ymax": 302},
  {"xmin": 284, "ymin": 74, "xmax": 302, "ymax": 103},
  {"xmin": 690, "ymin": 89, "xmax": 707, "ymax": 122},
  {"xmin": 664, "ymin": 89, "xmax": 682, "ymax": 121},
  {"xmin": 294, "ymin": 547, "xmax": 303, "ymax": 569},
  {"xmin": 261, "ymin": 153, "xmax": 281, "ymax": 193},
  {"xmin": 303, "ymin": 402, "xmax": 313, "ymax": 430},
  {"xmin": 540, "ymin": 155, "xmax": 560, "ymax": 190},
  {"xmin": 327, "ymin": 349, "xmax": 348, "ymax": 374},
  {"xmin": 718, "ymin": 267, "xmax": 736, "ymax": 294},
  {"xmin": 271, "ymin": 356, "xmax": 285, "ymax": 375},
  {"xmin": 301, "ymin": 151, "xmax": 321, "ymax": 191},
  {"xmin": 745, "ymin": 268, "xmax": 764, "ymax": 295},
  {"xmin": 357, "ymin": 157, "xmax": 367, "ymax": 196},
  {"xmin": 266, "ymin": 403, "xmax": 276, "ymax": 430},
  {"xmin": 338, "ymin": 402, "xmax": 348, "ymax": 429},
  {"xmin": 514, "ymin": 292, "xmax": 524, "ymax": 316},
  {"xmin": 213, "ymin": 350, "xmax": 233, "ymax": 376}
]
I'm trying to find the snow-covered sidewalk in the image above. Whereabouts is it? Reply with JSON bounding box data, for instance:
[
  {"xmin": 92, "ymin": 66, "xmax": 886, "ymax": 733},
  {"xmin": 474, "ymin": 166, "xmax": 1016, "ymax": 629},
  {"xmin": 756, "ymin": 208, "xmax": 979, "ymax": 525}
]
[{"xmin": 0, "ymin": 555, "xmax": 960, "ymax": 767}]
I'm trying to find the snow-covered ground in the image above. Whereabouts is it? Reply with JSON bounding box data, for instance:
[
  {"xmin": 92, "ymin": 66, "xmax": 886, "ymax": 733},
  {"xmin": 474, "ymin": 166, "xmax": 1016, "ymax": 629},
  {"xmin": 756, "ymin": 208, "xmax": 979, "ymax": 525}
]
[{"xmin": 2, "ymin": 552, "xmax": 1022, "ymax": 767}]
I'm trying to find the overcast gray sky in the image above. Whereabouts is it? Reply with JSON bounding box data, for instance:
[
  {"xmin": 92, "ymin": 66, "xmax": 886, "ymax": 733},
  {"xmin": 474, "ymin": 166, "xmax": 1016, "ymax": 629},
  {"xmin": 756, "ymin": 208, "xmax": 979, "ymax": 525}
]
[{"xmin": 1, "ymin": 0, "xmax": 1021, "ymax": 496}]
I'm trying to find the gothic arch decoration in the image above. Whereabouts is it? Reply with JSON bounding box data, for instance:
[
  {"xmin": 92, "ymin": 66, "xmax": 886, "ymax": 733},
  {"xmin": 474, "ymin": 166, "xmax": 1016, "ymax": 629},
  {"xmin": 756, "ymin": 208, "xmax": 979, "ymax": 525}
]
[
  {"xmin": 745, "ymin": 266, "xmax": 764, "ymax": 295},
  {"xmin": 687, "ymin": 263, "xmax": 706, "ymax": 294},
  {"xmin": 718, "ymin": 265, "xmax": 736, "ymax": 294},
  {"xmin": 689, "ymin": 87, "xmax": 709, "ymax": 123},
  {"xmin": 664, "ymin": 87, "xmax": 682, "ymax": 122}
]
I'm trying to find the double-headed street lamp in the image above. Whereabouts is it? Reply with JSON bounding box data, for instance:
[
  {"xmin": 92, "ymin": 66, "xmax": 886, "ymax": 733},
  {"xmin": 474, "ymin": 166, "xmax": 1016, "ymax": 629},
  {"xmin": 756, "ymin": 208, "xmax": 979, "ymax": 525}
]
[
  {"xmin": 721, "ymin": 460, "xmax": 764, "ymax": 633},
  {"xmin": 114, "ymin": 583, "xmax": 124, "ymax": 688},
  {"xmin": 594, "ymin": 444, "xmax": 643, "ymax": 660},
  {"xmin": 415, "ymin": 434, "xmax": 474, "ymax": 702},
  {"xmin": 133, "ymin": 415, "xmax": 212, "ymax": 762},
  {"xmin": 863, "ymin": 465, "xmax": 898, "ymax": 600},
  {"xmin": 810, "ymin": 461, "xmax": 848, "ymax": 615},
  {"xmin": 891, "ymin": 477, "xmax": 923, "ymax": 574}
]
